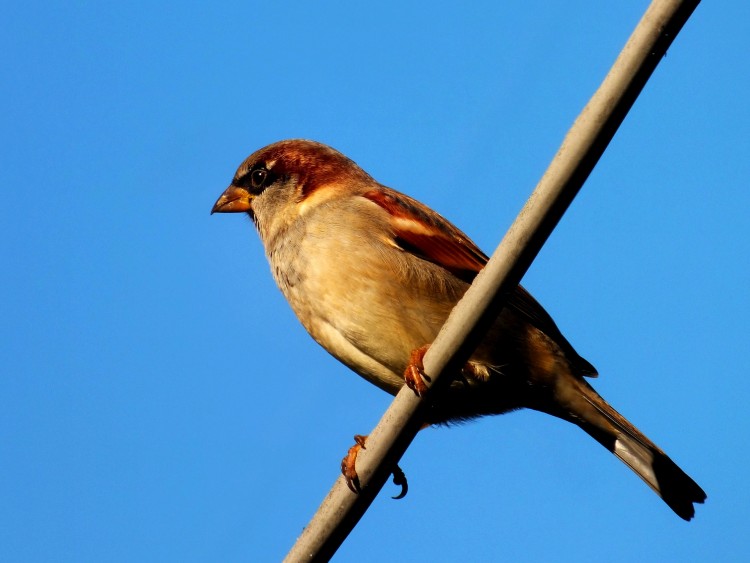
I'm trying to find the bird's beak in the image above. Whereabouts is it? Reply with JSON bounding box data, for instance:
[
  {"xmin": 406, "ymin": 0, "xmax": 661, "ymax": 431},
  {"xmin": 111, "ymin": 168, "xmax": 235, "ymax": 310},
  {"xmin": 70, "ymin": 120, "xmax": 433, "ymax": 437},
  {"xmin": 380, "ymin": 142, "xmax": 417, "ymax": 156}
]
[{"xmin": 211, "ymin": 185, "xmax": 253, "ymax": 214}]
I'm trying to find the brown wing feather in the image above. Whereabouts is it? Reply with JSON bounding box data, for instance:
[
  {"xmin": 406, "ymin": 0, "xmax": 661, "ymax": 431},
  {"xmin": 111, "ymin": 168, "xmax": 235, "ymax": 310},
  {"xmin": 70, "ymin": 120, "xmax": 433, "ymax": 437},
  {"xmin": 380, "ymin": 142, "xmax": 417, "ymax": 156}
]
[
  {"xmin": 508, "ymin": 287, "xmax": 597, "ymax": 377},
  {"xmin": 362, "ymin": 187, "xmax": 487, "ymax": 283},
  {"xmin": 362, "ymin": 186, "xmax": 595, "ymax": 377}
]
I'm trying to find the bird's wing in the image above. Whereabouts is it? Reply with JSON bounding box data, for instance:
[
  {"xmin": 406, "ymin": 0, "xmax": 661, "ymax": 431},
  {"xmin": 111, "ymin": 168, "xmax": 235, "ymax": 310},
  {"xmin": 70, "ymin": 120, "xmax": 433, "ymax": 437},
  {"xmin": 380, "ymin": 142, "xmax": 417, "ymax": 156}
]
[
  {"xmin": 362, "ymin": 185, "xmax": 597, "ymax": 377},
  {"xmin": 362, "ymin": 186, "xmax": 487, "ymax": 283}
]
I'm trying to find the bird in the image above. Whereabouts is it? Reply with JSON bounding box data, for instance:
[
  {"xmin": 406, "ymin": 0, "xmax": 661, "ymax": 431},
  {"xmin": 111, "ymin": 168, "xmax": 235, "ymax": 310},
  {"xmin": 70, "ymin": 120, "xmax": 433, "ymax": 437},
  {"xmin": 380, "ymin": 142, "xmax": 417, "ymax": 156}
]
[{"xmin": 211, "ymin": 139, "xmax": 706, "ymax": 520}]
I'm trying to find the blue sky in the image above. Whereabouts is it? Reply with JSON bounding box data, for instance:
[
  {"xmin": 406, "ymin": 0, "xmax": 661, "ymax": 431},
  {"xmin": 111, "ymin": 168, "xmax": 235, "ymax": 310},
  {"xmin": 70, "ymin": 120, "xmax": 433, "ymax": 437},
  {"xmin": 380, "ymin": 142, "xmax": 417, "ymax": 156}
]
[{"xmin": 3, "ymin": 2, "xmax": 749, "ymax": 562}]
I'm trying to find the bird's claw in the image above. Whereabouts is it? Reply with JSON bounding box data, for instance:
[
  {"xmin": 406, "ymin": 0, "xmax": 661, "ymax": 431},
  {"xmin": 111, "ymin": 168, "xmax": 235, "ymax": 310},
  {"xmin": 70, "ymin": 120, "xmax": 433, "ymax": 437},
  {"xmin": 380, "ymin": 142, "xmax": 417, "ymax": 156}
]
[
  {"xmin": 341, "ymin": 434, "xmax": 367, "ymax": 493},
  {"xmin": 340, "ymin": 434, "xmax": 409, "ymax": 499},
  {"xmin": 404, "ymin": 345, "xmax": 431, "ymax": 397},
  {"xmin": 391, "ymin": 464, "xmax": 408, "ymax": 499}
]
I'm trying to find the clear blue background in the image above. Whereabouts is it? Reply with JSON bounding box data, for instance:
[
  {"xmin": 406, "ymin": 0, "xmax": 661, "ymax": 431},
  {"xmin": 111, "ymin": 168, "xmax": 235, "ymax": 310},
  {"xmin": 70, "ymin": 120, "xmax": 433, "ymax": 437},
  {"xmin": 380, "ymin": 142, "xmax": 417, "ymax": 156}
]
[{"xmin": 3, "ymin": 2, "xmax": 748, "ymax": 561}]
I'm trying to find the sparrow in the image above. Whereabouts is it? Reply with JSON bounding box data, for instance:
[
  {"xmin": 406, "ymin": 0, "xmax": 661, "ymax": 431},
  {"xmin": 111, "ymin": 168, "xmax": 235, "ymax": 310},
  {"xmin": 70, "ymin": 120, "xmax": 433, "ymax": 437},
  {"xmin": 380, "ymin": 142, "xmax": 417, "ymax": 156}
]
[{"xmin": 212, "ymin": 139, "xmax": 706, "ymax": 520}]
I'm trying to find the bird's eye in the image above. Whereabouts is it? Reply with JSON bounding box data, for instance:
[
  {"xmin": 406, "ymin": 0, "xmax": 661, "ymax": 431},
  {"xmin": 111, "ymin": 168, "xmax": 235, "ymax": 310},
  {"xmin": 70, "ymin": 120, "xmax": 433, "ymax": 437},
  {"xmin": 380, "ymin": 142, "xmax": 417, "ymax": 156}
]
[{"xmin": 251, "ymin": 168, "xmax": 268, "ymax": 189}]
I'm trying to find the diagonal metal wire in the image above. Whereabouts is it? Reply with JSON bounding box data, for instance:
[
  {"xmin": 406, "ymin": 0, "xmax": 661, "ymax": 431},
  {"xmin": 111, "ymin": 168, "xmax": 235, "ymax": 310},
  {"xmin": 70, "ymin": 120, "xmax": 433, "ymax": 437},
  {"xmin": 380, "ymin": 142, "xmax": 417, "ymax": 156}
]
[{"xmin": 284, "ymin": 1, "xmax": 701, "ymax": 560}]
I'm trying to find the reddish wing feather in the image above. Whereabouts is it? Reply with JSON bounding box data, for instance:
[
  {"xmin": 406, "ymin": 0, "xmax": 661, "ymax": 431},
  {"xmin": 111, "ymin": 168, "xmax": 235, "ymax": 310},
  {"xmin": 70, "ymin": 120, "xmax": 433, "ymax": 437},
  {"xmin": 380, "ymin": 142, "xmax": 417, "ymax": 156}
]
[
  {"xmin": 362, "ymin": 187, "xmax": 488, "ymax": 283},
  {"xmin": 362, "ymin": 186, "xmax": 597, "ymax": 377}
]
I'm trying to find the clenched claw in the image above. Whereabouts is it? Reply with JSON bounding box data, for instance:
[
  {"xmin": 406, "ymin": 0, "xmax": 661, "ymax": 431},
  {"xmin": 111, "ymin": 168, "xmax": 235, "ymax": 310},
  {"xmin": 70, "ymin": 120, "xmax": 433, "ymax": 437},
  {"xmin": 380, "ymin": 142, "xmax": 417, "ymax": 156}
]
[
  {"xmin": 391, "ymin": 464, "xmax": 408, "ymax": 499},
  {"xmin": 404, "ymin": 344, "xmax": 431, "ymax": 397},
  {"xmin": 341, "ymin": 434, "xmax": 368, "ymax": 493},
  {"xmin": 340, "ymin": 434, "xmax": 410, "ymax": 499}
]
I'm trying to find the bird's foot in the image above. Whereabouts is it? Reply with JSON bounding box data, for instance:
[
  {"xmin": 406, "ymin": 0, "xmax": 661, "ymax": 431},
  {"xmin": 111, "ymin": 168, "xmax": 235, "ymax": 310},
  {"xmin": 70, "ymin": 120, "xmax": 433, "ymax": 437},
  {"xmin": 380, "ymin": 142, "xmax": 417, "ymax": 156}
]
[
  {"xmin": 340, "ymin": 434, "xmax": 409, "ymax": 499},
  {"xmin": 341, "ymin": 434, "xmax": 367, "ymax": 493},
  {"xmin": 404, "ymin": 344, "xmax": 432, "ymax": 397}
]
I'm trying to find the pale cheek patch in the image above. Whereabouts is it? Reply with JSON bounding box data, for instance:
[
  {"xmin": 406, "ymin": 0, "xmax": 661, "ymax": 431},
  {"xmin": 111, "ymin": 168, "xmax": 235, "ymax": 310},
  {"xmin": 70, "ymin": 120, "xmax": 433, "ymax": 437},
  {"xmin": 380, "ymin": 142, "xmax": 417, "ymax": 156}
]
[{"xmin": 297, "ymin": 183, "xmax": 345, "ymax": 216}]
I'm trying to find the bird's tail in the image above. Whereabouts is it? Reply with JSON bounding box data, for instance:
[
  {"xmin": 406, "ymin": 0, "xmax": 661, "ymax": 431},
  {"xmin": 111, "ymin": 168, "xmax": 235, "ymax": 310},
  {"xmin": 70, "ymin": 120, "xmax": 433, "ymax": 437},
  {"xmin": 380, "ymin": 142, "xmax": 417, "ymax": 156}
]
[{"xmin": 558, "ymin": 379, "xmax": 706, "ymax": 520}]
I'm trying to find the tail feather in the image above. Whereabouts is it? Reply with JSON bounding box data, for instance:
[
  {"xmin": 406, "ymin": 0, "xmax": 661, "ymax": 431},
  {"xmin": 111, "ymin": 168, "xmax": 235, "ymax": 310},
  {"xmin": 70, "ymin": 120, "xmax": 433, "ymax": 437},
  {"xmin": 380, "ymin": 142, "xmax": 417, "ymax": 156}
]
[{"xmin": 569, "ymin": 381, "xmax": 706, "ymax": 520}]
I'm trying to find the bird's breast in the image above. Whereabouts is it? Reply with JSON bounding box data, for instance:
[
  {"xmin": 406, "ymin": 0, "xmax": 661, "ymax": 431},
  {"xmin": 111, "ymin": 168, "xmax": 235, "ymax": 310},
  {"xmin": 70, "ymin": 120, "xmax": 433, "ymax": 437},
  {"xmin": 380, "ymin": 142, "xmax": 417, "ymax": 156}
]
[{"xmin": 264, "ymin": 204, "xmax": 465, "ymax": 392}]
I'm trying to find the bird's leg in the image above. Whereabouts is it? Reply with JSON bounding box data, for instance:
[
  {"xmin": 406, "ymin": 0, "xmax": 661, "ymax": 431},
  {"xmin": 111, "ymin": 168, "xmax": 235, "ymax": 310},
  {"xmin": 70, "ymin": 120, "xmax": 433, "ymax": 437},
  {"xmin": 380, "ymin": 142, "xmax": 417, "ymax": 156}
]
[
  {"xmin": 340, "ymin": 434, "xmax": 409, "ymax": 499},
  {"xmin": 404, "ymin": 344, "xmax": 432, "ymax": 397}
]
